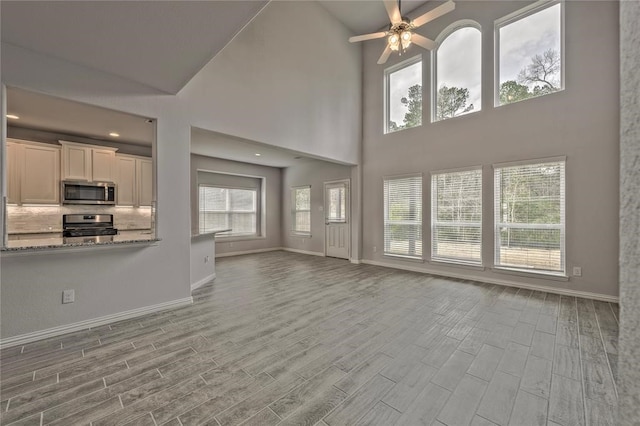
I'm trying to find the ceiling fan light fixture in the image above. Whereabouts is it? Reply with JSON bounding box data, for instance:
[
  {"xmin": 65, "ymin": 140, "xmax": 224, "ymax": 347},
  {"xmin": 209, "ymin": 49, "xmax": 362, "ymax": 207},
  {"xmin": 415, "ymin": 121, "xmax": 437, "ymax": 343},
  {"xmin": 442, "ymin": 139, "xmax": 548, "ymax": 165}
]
[
  {"xmin": 388, "ymin": 33, "xmax": 400, "ymax": 51},
  {"xmin": 400, "ymin": 30, "xmax": 412, "ymax": 50}
]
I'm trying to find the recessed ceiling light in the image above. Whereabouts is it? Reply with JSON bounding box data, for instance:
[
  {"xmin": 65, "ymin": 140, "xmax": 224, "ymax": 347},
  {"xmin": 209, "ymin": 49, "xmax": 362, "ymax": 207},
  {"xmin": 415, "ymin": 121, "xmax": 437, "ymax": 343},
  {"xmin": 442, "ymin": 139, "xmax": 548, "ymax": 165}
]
[
  {"xmin": 6, "ymin": 114, "xmax": 19, "ymax": 120},
  {"xmin": 109, "ymin": 132, "xmax": 120, "ymax": 137},
  {"xmin": 255, "ymin": 153, "xmax": 261, "ymax": 156}
]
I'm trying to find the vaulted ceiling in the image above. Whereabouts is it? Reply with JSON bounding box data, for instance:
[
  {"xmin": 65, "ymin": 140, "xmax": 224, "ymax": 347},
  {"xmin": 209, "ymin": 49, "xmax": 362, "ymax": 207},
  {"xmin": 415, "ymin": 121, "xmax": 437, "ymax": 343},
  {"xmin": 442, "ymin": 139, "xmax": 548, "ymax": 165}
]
[
  {"xmin": 1, "ymin": 1, "xmax": 268, "ymax": 94},
  {"xmin": 1, "ymin": 0, "xmax": 429, "ymax": 165},
  {"xmin": 1, "ymin": 1, "xmax": 431, "ymax": 94}
]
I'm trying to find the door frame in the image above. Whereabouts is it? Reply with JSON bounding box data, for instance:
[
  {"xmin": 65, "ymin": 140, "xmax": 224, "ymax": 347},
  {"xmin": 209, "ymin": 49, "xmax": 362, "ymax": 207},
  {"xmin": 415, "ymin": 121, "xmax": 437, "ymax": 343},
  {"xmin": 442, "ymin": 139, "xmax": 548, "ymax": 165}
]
[{"xmin": 323, "ymin": 178, "xmax": 350, "ymax": 259}]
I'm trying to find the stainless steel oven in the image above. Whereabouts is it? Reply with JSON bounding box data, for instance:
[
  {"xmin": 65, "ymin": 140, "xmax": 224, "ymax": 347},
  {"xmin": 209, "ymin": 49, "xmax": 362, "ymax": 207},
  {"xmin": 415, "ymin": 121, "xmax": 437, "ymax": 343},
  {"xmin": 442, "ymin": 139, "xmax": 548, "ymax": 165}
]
[
  {"xmin": 62, "ymin": 214, "xmax": 118, "ymax": 243},
  {"xmin": 62, "ymin": 181, "xmax": 116, "ymax": 205}
]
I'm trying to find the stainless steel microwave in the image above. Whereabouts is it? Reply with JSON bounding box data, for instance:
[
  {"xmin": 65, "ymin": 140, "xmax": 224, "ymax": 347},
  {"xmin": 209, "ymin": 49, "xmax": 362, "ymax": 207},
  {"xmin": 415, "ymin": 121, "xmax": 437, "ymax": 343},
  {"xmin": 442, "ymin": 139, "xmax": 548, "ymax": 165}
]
[{"xmin": 61, "ymin": 181, "xmax": 116, "ymax": 205}]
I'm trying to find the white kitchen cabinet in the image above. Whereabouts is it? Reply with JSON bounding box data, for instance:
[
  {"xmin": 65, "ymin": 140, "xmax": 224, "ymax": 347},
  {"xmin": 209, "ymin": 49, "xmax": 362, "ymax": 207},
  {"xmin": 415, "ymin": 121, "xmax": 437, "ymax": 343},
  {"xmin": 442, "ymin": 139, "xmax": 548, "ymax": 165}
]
[
  {"xmin": 114, "ymin": 154, "xmax": 153, "ymax": 207},
  {"xmin": 6, "ymin": 139, "xmax": 60, "ymax": 205},
  {"xmin": 114, "ymin": 155, "xmax": 137, "ymax": 206},
  {"xmin": 6, "ymin": 141, "xmax": 21, "ymax": 204},
  {"xmin": 138, "ymin": 158, "xmax": 153, "ymax": 207},
  {"xmin": 60, "ymin": 141, "xmax": 117, "ymax": 182},
  {"xmin": 92, "ymin": 148, "xmax": 116, "ymax": 182}
]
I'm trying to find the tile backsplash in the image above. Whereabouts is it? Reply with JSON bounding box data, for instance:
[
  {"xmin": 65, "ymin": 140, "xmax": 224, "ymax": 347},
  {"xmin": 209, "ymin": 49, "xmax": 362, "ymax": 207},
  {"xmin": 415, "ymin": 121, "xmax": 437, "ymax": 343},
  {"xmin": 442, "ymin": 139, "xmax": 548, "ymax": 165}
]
[{"xmin": 7, "ymin": 205, "xmax": 152, "ymax": 234}]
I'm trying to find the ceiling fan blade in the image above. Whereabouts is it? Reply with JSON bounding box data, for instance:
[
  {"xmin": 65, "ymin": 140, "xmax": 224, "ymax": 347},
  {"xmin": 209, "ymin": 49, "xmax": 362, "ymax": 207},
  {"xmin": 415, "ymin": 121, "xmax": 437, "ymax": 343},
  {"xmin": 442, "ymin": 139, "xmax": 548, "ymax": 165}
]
[
  {"xmin": 349, "ymin": 32, "xmax": 387, "ymax": 43},
  {"xmin": 411, "ymin": 33, "xmax": 437, "ymax": 50},
  {"xmin": 377, "ymin": 45, "xmax": 393, "ymax": 65},
  {"xmin": 383, "ymin": 0, "xmax": 402, "ymax": 25},
  {"xmin": 412, "ymin": 0, "xmax": 456, "ymax": 28}
]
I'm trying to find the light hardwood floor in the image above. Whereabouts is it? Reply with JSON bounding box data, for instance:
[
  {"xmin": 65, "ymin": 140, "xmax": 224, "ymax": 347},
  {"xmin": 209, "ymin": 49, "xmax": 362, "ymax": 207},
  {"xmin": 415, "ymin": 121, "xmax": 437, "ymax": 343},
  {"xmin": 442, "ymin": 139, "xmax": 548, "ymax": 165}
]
[{"xmin": 0, "ymin": 251, "xmax": 618, "ymax": 425}]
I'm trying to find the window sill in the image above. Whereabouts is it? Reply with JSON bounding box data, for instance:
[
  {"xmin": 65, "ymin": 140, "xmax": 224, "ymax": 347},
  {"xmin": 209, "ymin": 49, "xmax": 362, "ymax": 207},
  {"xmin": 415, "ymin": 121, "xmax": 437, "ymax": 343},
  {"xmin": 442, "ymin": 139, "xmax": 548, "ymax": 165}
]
[
  {"xmin": 291, "ymin": 232, "xmax": 311, "ymax": 238},
  {"xmin": 492, "ymin": 266, "xmax": 568, "ymax": 281},
  {"xmin": 430, "ymin": 259, "xmax": 485, "ymax": 271},
  {"xmin": 215, "ymin": 235, "xmax": 265, "ymax": 243},
  {"xmin": 383, "ymin": 254, "xmax": 424, "ymax": 263}
]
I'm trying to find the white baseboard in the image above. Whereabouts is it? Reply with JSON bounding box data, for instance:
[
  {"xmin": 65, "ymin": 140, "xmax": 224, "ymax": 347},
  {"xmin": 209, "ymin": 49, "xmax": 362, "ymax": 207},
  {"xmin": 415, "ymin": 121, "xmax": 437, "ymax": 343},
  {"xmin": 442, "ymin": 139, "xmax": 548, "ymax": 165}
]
[
  {"xmin": 215, "ymin": 247, "xmax": 281, "ymax": 258},
  {"xmin": 0, "ymin": 296, "xmax": 194, "ymax": 349},
  {"xmin": 191, "ymin": 274, "xmax": 216, "ymax": 292},
  {"xmin": 350, "ymin": 259, "xmax": 361, "ymax": 264},
  {"xmin": 361, "ymin": 259, "xmax": 618, "ymax": 303},
  {"xmin": 282, "ymin": 248, "xmax": 325, "ymax": 257}
]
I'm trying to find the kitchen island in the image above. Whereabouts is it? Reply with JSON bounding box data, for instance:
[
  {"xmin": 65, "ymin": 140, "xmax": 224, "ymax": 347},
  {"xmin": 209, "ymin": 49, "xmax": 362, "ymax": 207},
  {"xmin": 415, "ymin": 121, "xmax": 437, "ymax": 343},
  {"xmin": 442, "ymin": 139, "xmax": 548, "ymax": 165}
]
[{"xmin": 190, "ymin": 228, "xmax": 231, "ymax": 291}]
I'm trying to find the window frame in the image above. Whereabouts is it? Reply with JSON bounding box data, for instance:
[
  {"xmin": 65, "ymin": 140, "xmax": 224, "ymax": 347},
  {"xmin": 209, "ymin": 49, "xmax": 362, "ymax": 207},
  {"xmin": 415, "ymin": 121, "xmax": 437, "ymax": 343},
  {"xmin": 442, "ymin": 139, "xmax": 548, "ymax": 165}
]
[
  {"xmin": 383, "ymin": 173, "xmax": 424, "ymax": 260},
  {"xmin": 493, "ymin": 157, "xmax": 566, "ymax": 277},
  {"xmin": 198, "ymin": 184, "xmax": 259, "ymax": 238},
  {"xmin": 431, "ymin": 20, "xmax": 483, "ymax": 123},
  {"xmin": 384, "ymin": 54, "xmax": 423, "ymax": 134},
  {"xmin": 430, "ymin": 166, "xmax": 483, "ymax": 266},
  {"xmin": 494, "ymin": 0, "xmax": 565, "ymax": 107},
  {"xmin": 291, "ymin": 185, "xmax": 311, "ymax": 236}
]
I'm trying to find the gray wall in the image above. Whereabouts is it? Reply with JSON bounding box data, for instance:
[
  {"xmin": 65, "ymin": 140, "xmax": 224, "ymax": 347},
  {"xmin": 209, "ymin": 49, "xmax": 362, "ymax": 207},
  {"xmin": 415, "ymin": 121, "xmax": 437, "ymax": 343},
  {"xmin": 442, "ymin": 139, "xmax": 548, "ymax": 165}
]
[
  {"xmin": 180, "ymin": 1, "xmax": 362, "ymax": 166},
  {"xmin": 619, "ymin": 0, "xmax": 640, "ymax": 421},
  {"xmin": 361, "ymin": 1, "xmax": 619, "ymax": 297},
  {"xmin": 190, "ymin": 154, "xmax": 282, "ymax": 256},
  {"xmin": 282, "ymin": 160, "xmax": 353, "ymax": 255},
  {"xmin": 0, "ymin": 1, "xmax": 360, "ymax": 340}
]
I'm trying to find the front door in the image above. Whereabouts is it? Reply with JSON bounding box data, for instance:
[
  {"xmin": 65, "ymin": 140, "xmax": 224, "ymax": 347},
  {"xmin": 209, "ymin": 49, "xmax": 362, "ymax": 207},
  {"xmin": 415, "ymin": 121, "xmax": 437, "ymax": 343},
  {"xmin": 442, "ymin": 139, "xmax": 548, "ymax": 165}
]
[{"xmin": 324, "ymin": 180, "xmax": 350, "ymax": 259}]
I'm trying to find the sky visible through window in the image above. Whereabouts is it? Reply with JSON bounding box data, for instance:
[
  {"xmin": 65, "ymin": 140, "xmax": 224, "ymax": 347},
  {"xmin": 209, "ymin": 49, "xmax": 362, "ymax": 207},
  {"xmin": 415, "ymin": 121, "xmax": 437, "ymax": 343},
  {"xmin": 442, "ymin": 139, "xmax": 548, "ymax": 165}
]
[
  {"xmin": 436, "ymin": 26, "xmax": 482, "ymax": 120},
  {"xmin": 499, "ymin": 4, "xmax": 561, "ymax": 86},
  {"xmin": 388, "ymin": 60, "xmax": 422, "ymax": 129}
]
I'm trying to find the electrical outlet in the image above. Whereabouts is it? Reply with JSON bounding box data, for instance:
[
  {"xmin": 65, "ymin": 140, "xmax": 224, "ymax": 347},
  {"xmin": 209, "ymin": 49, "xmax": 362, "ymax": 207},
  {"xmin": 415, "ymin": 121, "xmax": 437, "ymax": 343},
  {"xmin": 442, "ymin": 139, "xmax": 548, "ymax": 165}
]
[
  {"xmin": 373, "ymin": 246, "xmax": 377, "ymax": 253},
  {"xmin": 204, "ymin": 256, "xmax": 210, "ymax": 263},
  {"xmin": 62, "ymin": 289, "xmax": 75, "ymax": 304},
  {"xmin": 573, "ymin": 266, "xmax": 582, "ymax": 277}
]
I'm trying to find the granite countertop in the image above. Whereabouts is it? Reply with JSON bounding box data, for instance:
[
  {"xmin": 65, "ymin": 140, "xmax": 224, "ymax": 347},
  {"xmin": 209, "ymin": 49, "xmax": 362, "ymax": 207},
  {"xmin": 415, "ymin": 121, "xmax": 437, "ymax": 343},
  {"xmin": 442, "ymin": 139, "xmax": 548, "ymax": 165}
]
[
  {"xmin": 1, "ymin": 230, "xmax": 159, "ymax": 252},
  {"xmin": 191, "ymin": 229, "xmax": 232, "ymax": 239}
]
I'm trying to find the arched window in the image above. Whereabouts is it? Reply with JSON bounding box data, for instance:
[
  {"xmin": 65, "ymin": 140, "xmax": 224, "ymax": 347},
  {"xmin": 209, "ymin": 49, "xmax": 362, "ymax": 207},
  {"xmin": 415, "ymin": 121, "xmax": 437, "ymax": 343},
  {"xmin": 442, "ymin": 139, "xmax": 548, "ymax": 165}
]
[{"xmin": 432, "ymin": 22, "xmax": 482, "ymax": 122}]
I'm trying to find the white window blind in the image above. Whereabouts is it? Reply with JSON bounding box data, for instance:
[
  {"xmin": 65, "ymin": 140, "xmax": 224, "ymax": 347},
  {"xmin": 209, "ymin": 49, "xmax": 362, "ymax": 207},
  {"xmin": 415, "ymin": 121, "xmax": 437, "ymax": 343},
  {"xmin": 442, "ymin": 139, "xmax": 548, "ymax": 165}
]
[
  {"xmin": 384, "ymin": 175, "xmax": 422, "ymax": 258},
  {"xmin": 292, "ymin": 186, "xmax": 311, "ymax": 234},
  {"xmin": 199, "ymin": 185, "xmax": 257, "ymax": 236},
  {"xmin": 494, "ymin": 160, "xmax": 565, "ymax": 274},
  {"xmin": 431, "ymin": 169, "xmax": 482, "ymax": 265}
]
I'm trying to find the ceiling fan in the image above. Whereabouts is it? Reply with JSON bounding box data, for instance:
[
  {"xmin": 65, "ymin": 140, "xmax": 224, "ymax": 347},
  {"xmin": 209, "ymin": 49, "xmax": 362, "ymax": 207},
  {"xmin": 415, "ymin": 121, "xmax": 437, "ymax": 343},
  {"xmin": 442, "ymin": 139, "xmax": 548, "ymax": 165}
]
[{"xmin": 349, "ymin": 0, "xmax": 455, "ymax": 64}]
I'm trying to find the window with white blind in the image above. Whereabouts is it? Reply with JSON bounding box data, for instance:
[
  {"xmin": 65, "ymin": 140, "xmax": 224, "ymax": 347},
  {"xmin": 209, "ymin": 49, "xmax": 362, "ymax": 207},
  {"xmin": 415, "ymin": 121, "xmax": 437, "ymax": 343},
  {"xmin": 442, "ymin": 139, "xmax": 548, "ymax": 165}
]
[
  {"xmin": 494, "ymin": 159, "xmax": 565, "ymax": 275},
  {"xmin": 199, "ymin": 185, "xmax": 257, "ymax": 236},
  {"xmin": 292, "ymin": 186, "xmax": 311, "ymax": 235},
  {"xmin": 431, "ymin": 168, "xmax": 482, "ymax": 265},
  {"xmin": 383, "ymin": 175, "xmax": 422, "ymax": 259}
]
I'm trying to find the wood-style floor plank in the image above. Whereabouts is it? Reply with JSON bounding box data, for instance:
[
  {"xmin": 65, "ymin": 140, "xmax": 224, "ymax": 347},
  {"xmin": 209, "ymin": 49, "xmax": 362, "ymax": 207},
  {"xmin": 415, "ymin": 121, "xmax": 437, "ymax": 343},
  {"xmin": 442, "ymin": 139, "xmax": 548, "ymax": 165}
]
[{"xmin": 0, "ymin": 251, "xmax": 618, "ymax": 426}]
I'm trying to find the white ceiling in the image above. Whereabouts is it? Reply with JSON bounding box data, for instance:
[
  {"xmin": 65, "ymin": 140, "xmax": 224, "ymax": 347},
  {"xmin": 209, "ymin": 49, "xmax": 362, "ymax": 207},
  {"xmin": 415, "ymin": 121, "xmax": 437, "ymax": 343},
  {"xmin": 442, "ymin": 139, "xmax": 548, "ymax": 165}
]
[
  {"xmin": 7, "ymin": 87, "xmax": 154, "ymax": 146},
  {"xmin": 191, "ymin": 127, "xmax": 323, "ymax": 168},
  {"xmin": 0, "ymin": 1, "xmax": 268, "ymax": 94},
  {"xmin": 318, "ymin": 0, "xmax": 430, "ymax": 35}
]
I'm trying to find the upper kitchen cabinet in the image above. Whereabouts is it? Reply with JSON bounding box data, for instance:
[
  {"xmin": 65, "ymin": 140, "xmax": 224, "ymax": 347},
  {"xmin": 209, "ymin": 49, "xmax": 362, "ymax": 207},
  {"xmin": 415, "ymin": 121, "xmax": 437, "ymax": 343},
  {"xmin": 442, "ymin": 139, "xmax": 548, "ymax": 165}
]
[
  {"xmin": 7, "ymin": 139, "xmax": 61, "ymax": 205},
  {"xmin": 114, "ymin": 154, "xmax": 153, "ymax": 207},
  {"xmin": 60, "ymin": 141, "xmax": 118, "ymax": 182},
  {"xmin": 6, "ymin": 141, "xmax": 21, "ymax": 204},
  {"xmin": 138, "ymin": 158, "xmax": 153, "ymax": 206}
]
